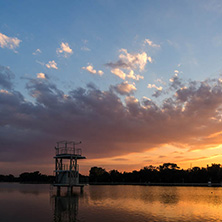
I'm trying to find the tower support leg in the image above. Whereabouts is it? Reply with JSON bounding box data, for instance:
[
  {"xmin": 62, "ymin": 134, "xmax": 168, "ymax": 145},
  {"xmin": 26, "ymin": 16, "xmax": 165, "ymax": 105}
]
[{"xmin": 57, "ymin": 187, "xmax": 61, "ymax": 196}]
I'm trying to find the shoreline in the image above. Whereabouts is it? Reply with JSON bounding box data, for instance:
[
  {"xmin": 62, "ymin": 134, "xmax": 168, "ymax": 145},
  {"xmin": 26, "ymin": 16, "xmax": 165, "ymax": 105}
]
[
  {"xmin": 1, "ymin": 181, "xmax": 222, "ymax": 187},
  {"xmin": 89, "ymin": 182, "xmax": 222, "ymax": 187}
]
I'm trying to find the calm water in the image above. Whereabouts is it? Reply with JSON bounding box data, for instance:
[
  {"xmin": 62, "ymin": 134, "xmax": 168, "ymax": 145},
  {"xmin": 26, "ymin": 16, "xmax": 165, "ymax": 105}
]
[{"xmin": 1, "ymin": 183, "xmax": 222, "ymax": 222}]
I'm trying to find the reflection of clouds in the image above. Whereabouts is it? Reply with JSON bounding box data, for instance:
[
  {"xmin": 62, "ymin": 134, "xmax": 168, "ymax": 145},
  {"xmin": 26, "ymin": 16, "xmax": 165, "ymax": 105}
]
[
  {"xmin": 89, "ymin": 185, "xmax": 179, "ymax": 204},
  {"xmin": 86, "ymin": 185, "xmax": 222, "ymax": 221},
  {"xmin": 159, "ymin": 188, "xmax": 179, "ymax": 205},
  {"xmin": 1, "ymin": 184, "xmax": 222, "ymax": 221},
  {"xmin": 0, "ymin": 183, "xmax": 50, "ymax": 195},
  {"xmin": 0, "ymin": 184, "xmax": 51, "ymax": 222},
  {"xmin": 88, "ymin": 185, "xmax": 222, "ymax": 206}
]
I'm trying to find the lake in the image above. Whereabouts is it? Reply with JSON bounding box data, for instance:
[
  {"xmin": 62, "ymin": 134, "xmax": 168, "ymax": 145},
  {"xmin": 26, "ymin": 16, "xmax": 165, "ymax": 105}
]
[{"xmin": 1, "ymin": 183, "xmax": 222, "ymax": 222}]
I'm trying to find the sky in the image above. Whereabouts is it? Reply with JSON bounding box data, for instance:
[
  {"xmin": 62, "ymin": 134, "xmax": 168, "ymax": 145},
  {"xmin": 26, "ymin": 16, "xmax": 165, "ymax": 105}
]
[{"xmin": 1, "ymin": 0, "xmax": 222, "ymax": 175}]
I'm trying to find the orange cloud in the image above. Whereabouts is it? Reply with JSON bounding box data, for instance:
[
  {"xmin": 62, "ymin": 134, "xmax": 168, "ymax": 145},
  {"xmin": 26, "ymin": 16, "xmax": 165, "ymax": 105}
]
[
  {"xmin": 111, "ymin": 81, "xmax": 137, "ymax": 95},
  {"xmin": 82, "ymin": 64, "xmax": 104, "ymax": 76}
]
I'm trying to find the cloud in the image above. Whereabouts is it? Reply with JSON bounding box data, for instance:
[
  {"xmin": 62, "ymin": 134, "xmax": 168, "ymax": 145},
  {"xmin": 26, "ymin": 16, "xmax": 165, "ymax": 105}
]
[
  {"xmin": 82, "ymin": 65, "xmax": 104, "ymax": 76},
  {"xmin": 0, "ymin": 65, "xmax": 14, "ymax": 89},
  {"xmin": 156, "ymin": 78, "xmax": 166, "ymax": 85},
  {"xmin": 98, "ymin": 70, "xmax": 104, "ymax": 75},
  {"xmin": 111, "ymin": 68, "xmax": 126, "ymax": 79},
  {"xmin": 56, "ymin": 42, "xmax": 73, "ymax": 57},
  {"xmin": 0, "ymin": 33, "xmax": 21, "ymax": 52},
  {"xmin": 125, "ymin": 95, "xmax": 140, "ymax": 114},
  {"xmin": 106, "ymin": 48, "xmax": 152, "ymax": 81},
  {"xmin": 151, "ymin": 72, "xmax": 183, "ymax": 98},
  {"xmin": 142, "ymin": 96, "xmax": 152, "ymax": 105},
  {"xmin": 177, "ymin": 154, "xmax": 222, "ymax": 163},
  {"xmin": 152, "ymin": 89, "xmax": 164, "ymax": 98},
  {"xmin": 81, "ymin": 46, "xmax": 91, "ymax": 51},
  {"xmin": 158, "ymin": 155, "xmax": 166, "ymax": 158},
  {"xmin": 127, "ymin": 70, "xmax": 144, "ymax": 81},
  {"xmin": 144, "ymin": 39, "xmax": 160, "ymax": 48},
  {"xmin": 2, "ymin": 68, "xmax": 222, "ymax": 172},
  {"xmin": 37, "ymin": 73, "xmax": 46, "ymax": 79},
  {"xmin": 32, "ymin": 49, "xmax": 42, "ymax": 55},
  {"xmin": 147, "ymin": 84, "xmax": 163, "ymax": 91},
  {"xmin": 83, "ymin": 65, "xmax": 96, "ymax": 74},
  {"xmin": 0, "ymin": 89, "xmax": 11, "ymax": 94},
  {"xmin": 111, "ymin": 81, "xmax": 137, "ymax": 95},
  {"xmin": 112, "ymin": 158, "xmax": 129, "ymax": 161},
  {"xmin": 147, "ymin": 81, "xmax": 165, "ymax": 98},
  {"xmin": 148, "ymin": 83, "xmax": 164, "ymax": 98},
  {"xmin": 111, "ymin": 69, "xmax": 144, "ymax": 81},
  {"xmin": 169, "ymin": 74, "xmax": 183, "ymax": 90},
  {"xmin": 36, "ymin": 60, "xmax": 45, "ymax": 66},
  {"xmin": 106, "ymin": 49, "xmax": 152, "ymax": 71},
  {"xmin": 46, "ymin": 60, "xmax": 58, "ymax": 69}
]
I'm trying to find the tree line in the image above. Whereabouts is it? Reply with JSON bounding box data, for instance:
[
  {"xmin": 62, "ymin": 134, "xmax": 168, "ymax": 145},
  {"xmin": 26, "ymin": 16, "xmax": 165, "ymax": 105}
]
[
  {"xmin": 89, "ymin": 163, "xmax": 222, "ymax": 184},
  {"xmin": 0, "ymin": 171, "xmax": 87, "ymax": 183},
  {"xmin": 1, "ymin": 163, "xmax": 222, "ymax": 184},
  {"xmin": 0, "ymin": 171, "xmax": 54, "ymax": 183}
]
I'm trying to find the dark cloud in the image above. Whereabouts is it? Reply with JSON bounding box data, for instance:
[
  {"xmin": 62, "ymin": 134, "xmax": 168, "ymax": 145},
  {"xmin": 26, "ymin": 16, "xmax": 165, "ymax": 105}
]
[
  {"xmin": 170, "ymin": 75, "xmax": 184, "ymax": 90},
  {"xmin": 158, "ymin": 155, "xmax": 166, "ymax": 158},
  {"xmin": 174, "ymin": 156, "xmax": 184, "ymax": 159},
  {"xmin": 1, "ymin": 67, "xmax": 222, "ymax": 170},
  {"xmin": 112, "ymin": 158, "xmax": 129, "ymax": 161},
  {"xmin": 152, "ymin": 89, "xmax": 163, "ymax": 98},
  {"xmin": 105, "ymin": 60, "xmax": 131, "ymax": 70},
  {"xmin": 0, "ymin": 65, "xmax": 14, "ymax": 89},
  {"xmin": 151, "ymin": 75, "xmax": 184, "ymax": 98},
  {"xmin": 143, "ymin": 159, "xmax": 153, "ymax": 162}
]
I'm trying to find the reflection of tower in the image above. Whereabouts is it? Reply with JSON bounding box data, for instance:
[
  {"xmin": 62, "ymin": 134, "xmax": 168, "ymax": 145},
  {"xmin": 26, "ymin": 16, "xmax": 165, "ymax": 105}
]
[
  {"xmin": 52, "ymin": 194, "xmax": 79, "ymax": 222},
  {"xmin": 53, "ymin": 141, "xmax": 86, "ymax": 194}
]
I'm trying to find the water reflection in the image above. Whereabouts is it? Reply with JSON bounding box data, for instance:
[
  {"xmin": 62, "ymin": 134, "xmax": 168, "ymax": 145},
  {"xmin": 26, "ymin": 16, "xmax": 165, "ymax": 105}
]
[
  {"xmin": 0, "ymin": 182, "xmax": 49, "ymax": 195},
  {"xmin": 51, "ymin": 194, "xmax": 79, "ymax": 222},
  {"xmin": 88, "ymin": 185, "xmax": 180, "ymax": 204},
  {"xmin": 159, "ymin": 188, "xmax": 179, "ymax": 204},
  {"xmin": 1, "ymin": 183, "xmax": 222, "ymax": 222}
]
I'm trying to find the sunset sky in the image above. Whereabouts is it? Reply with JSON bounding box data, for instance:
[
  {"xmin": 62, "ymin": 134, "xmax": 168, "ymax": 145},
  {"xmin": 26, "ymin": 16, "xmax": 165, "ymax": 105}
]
[{"xmin": 1, "ymin": 1, "xmax": 222, "ymax": 175}]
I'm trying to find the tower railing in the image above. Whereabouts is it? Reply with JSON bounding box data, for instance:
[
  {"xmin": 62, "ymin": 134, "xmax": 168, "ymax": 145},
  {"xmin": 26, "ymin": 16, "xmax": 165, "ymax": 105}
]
[
  {"xmin": 54, "ymin": 163, "xmax": 79, "ymax": 171},
  {"xmin": 55, "ymin": 147, "xmax": 82, "ymax": 156},
  {"xmin": 55, "ymin": 141, "xmax": 82, "ymax": 156}
]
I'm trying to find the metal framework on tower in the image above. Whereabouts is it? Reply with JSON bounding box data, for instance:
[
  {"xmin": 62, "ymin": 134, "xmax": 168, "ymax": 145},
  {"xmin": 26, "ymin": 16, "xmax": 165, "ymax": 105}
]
[{"xmin": 53, "ymin": 140, "xmax": 86, "ymax": 194}]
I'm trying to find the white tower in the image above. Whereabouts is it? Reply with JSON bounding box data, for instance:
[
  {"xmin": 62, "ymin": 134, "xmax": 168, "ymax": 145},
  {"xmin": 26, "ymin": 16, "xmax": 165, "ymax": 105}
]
[{"xmin": 53, "ymin": 141, "xmax": 86, "ymax": 194}]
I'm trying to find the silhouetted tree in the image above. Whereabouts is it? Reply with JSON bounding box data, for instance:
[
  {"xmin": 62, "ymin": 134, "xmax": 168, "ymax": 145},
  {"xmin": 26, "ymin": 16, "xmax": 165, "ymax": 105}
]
[
  {"xmin": 19, "ymin": 171, "xmax": 54, "ymax": 183},
  {"xmin": 89, "ymin": 167, "xmax": 110, "ymax": 182},
  {"xmin": 109, "ymin": 170, "xmax": 122, "ymax": 182},
  {"xmin": 0, "ymin": 174, "xmax": 17, "ymax": 182},
  {"xmin": 88, "ymin": 163, "xmax": 222, "ymax": 184},
  {"xmin": 207, "ymin": 164, "xmax": 222, "ymax": 183}
]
